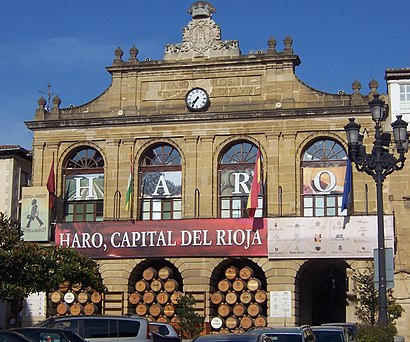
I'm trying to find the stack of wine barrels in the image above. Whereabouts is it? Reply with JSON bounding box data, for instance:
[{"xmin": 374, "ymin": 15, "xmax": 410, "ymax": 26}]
[
  {"xmin": 129, "ymin": 266, "xmax": 182, "ymax": 323},
  {"xmin": 49, "ymin": 281, "xmax": 102, "ymax": 316},
  {"xmin": 210, "ymin": 266, "xmax": 268, "ymax": 332}
]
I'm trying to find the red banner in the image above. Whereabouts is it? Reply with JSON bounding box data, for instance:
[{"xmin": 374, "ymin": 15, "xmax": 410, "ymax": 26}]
[{"xmin": 55, "ymin": 218, "xmax": 267, "ymax": 259}]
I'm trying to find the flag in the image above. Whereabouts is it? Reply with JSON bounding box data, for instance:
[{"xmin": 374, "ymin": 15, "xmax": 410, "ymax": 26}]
[
  {"xmin": 246, "ymin": 149, "xmax": 261, "ymax": 218},
  {"xmin": 125, "ymin": 155, "xmax": 133, "ymax": 211},
  {"xmin": 341, "ymin": 158, "xmax": 352, "ymax": 212},
  {"xmin": 46, "ymin": 157, "xmax": 55, "ymax": 210}
]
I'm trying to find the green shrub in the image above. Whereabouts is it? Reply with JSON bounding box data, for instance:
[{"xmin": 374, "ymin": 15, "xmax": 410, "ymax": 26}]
[{"xmin": 356, "ymin": 324, "xmax": 396, "ymax": 342}]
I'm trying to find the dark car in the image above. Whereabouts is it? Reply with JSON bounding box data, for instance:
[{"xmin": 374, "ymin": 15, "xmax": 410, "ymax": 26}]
[
  {"xmin": 248, "ymin": 326, "xmax": 316, "ymax": 342},
  {"xmin": 321, "ymin": 323, "xmax": 357, "ymax": 341},
  {"xmin": 10, "ymin": 328, "xmax": 85, "ymax": 342},
  {"xmin": 311, "ymin": 326, "xmax": 349, "ymax": 342},
  {"xmin": 0, "ymin": 331, "xmax": 32, "ymax": 342},
  {"xmin": 192, "ymin": 333, "xmax": 273, "ymax": 342}
]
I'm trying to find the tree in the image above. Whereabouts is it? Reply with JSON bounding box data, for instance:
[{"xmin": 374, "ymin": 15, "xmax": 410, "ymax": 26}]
[
  {"xmin": 175, "ymin": 293, "xmax": 204, "ymax": 339},
  {"xmin": 0, "ymin": 212, "xmax": 105, "ymax": 303}
]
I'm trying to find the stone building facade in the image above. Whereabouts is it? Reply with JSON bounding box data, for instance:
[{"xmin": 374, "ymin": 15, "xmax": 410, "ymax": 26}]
[{"xmin": 25, "ymin": 2, "xmax": 410, "ymax": 338}]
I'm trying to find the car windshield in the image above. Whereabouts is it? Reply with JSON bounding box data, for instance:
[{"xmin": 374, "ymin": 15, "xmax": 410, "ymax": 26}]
[
  {"xmin": 266, "ymin": 335, "xmax": 302, "ymax": 342},
  {"xmin": 313, "ymin": 331, "xmax": 343, "ymax": 342}
]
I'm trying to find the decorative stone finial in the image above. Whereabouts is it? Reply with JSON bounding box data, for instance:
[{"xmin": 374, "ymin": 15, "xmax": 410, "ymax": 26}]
[
  {"xmin": 188, "ymin": 1, "xmax": 216, "ymax": 19},
  {"xmin": 37, "ymin": 96, "xmax": 46, "ymax": 109},
  {"xmin": 352, "ymin": 79, "xmax": 362, "ymax": 93},
  {"xmin": 52, "ymin": 95, "xmax": 61, "ymax": 109},
  {"xmin": 267, "ymin": 36, "xmax": 277, "ymax": 54},
  {"xmin": 369, "ymin": 78, "xmax": 378, "ymax": 93},
  {"xmin": 283, "ymin": 35, "xmax": 293, "ymax": 55},
  {"xmin": 113, "ymin": 47, "xmax": 124, "ymax": 65},
  {"xmin": 129, "ymin": 45, "xmax": 139, "ymax": 61}
]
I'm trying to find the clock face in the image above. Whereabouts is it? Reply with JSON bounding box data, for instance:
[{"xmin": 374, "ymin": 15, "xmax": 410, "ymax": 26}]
[{"xmin": 185, "ymin": 87, "xmax": 210, "ymax": 111}]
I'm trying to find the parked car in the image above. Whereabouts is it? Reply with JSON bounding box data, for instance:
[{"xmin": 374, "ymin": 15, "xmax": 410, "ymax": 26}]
[
  {"xmin": 321, "ymin": 323, "xmax": 357, "ymax": 340},
  {"xmin": 192, "ymin": 333, "xmax": 273, "ymax": 342},
  {"xmin": 149, "ymin": 322, "xmax": 181, "ymax": 342},
  {"xmin": 0, "ymin": 331, "xmax": 32, "ymax": 342},
  {"xmin": 35, "ymin": 315, "xmax": 152, "ymax": 342},
  {"xmin": 248, "ymin": 326, "xmax": 316, "ymax": 342},
  {"xmin": 10, "ymin": 327, "xmax": 85, "ymax": 342},
  {"xmin": 311, "ymin": 326, "xmax": 350, "ymax": 342}
]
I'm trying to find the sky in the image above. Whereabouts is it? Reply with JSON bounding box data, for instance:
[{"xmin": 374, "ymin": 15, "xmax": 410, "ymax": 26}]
[{"xmin": 1, "ymin": 1, "xmax": 409, "ymax": 150}]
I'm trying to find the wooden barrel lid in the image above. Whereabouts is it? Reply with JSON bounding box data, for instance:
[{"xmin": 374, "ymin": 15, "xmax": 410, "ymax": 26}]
[
  {"xmin": 210, "ymin": 316, "xmax": 224, "ymax": 330},
  {"xmin": 143, "ymin": 267, "xmax": 157, "ymax": 281},
  {"xmin": 90, "ymin": 292, "xmax": 102, "ymax": 303},
  {"xmin": 63, "ymin": 292, "xmax": 76, "ymax": 304},
  {"xmin": 157, "ymin": 291, "xmax": 170, "ymax": 305},
  {"xmin": 158, "ymin": 267, "xmax": 173, "ymax": 280},
  {"xmin": 50, "ymin": 291, "xmax": 63, "ymax": 304},
  {"xmin": 78, "ymin": 291, "xmax": 90, "ymax": 304},
  {"xmin": 151, "ymin": 279, "xmax": 163, "ymax": 292},
  {"xmin": 84, "ymin": 303, "xmax": 97, "ymax": 315},
  {"xmin": 247, "ymin": 303, "xmax": 262, "ymax": 317},
  {"xmin": 143, "ymin": 291, "xmax": 155, "ymax": 304},
  {"xmin": 254, "ymin": 290, "xmax": 267, "ymax": 304},
  {"xmin": 164, "ymin": 304, "xmax": 175, "ymax": 317},
  {"xmin": 225, "ymin": 266, "xmax": 239, "ymax": 280},
  {"xmin": 170, "ymin": 291, "xmax": 183, "ymax": 305},
  {"xmin": 136, "ymin": 303, "xmax": 149, "ymax": 316},
  {"xmin": 217, "ymin": 279, "xmax": 232, "ymax": 293},
  {"xmin": 254, "ymin": 315, "xmax": 267, "ymax": 327},
  {"xmin": 135, "ymin": 279, "xmax": 149, "ymax": 292},
  {"xmin": 56, "ymin": 303, "xmax": 69, "ymax": 315},
  {"xmin": 233, "ymin": 303, "xmax": 246, "ymax": 317},
  {"xmin": 246, "ymin": 278, "xmax": 262, "ymax": 292},
  {"xmin": 217, "ymin": 303, "xmax": 232, "ymax": 318},
  {"xmin": 239, "ymin": 291, "xmax": 254, "ymax": 304},
  {"xmin": 129, "ymin": 292, "xmax": 143, "ymax": 305},
  {"xmin": 157, "ymin": 316, "xmax": 170, "ymax": 323},
  {"xmin": 232, "ymin": 279, "xmax": 246, "ymax": 292},
  {"xmin": 210, "ymin": 291, "xmax": 224, "ymax": 305},
  {"xmin": 225, "ymin": 291, "xmax": 238, "ymax": 305},
  {"xmin": 70, "ymin": 303, "xmax": 83, "ymax": 316},
  {"xmin": 239, "ymin": 267, "xmax": 254, "ymax": 280},
  {"xmin": 149, "ymin": 303, "xmax": 163, "ymax": 317},
  {"xmin": 225, "ymin": 316, "xmax": 239, "ymax": 330},
  {"xmin": 240, "ymin": 315, "xmax": 254, "ymax": 330},
  {"xmin": 164, "ymin": 279, "xmax": 178, "ymax": 293}
]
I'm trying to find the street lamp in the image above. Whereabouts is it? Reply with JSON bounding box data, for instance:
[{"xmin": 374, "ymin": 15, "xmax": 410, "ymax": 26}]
[{"xmin": 344, "ymin": 93, "xmax": 409, "ymax": 325}]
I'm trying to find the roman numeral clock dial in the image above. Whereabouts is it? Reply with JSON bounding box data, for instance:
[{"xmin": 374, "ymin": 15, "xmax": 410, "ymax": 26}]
[{"xmin": 185, "ymin": 87, "xmax": 210, "ymax": 112}]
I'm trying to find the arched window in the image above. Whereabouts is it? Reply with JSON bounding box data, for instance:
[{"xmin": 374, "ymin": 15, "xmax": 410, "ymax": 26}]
[
  {"xmin": 63, "ymin": 147, "xmax": 104, "ymax": 222},
  {"xmin": 301, "ymin": 139, "xmax": 347, "ymax": 217},
  {"xmin": 139, "ymin": 144, "xmax": 182, "ymax": 220},
  {"xmin": 218, "ymin": 142, "xmax": 263, "ymax": 218}
]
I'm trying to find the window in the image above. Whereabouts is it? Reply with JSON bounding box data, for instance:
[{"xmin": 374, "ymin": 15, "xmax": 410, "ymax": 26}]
[
  {"xmin": 400, "ymin": 84, "xmax": 410, "ymax": 119},
  {"xmin": 139, "ymin": 144, "xmax": 182, "ymax": 220},
  {"xmin": 218, "ymin": 142, "xmax": 263, "ymax": 218},
  {"xmin": 301, "ymin": 139, "xmax": 348, "ymax": 217},
  {"xmin": 63, "ymin": 147, "xmax": 104, "ymax": 222}
]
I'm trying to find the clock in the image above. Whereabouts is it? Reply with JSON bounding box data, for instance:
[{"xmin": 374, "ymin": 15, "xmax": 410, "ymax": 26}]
[{"xmin": 185, "ymin": 87, "xmax": 210, "ymax": 111}]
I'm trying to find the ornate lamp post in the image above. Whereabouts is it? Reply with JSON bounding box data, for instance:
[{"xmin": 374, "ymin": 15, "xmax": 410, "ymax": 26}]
[{"xmin": 344, "ymin": 93, "xmax": 409, "ymax": 325}]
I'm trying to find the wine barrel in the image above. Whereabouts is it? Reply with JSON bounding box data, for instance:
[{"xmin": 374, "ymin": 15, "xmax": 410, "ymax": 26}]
[
  {"xmin": 63, "ymin": 291, "xmax": 76, "ymax": 304},
  {"xmin": 84, "ymin": 303, "xmax": 98, "ymax": 315},
  {"xmin": 225, "ymin": 316, "xmax": 239, "ymax": 330},
  {"xmin": 136, "ymin": 303, "xmax": 149, "ymax": 316},
  {"xmin": 210, "ymin": 291, "xmax": 225, "ymax": 305},
  {"xmin": 163, "ymin": 304, "xmax": 175, "ymax": 317},
  {"xmin": 143, "ymin": 267, "xmax": 157, "ymax": 281},
  {"xmin": 220, "ymin": 328, "xmax": 231, "ymax": 334},
  {"xmin": 217, "ymin": 279, "xmax": 231, "ymax": 293},
  {"xmin": 158, "ymin": 266, "xmax": 173, "ymax": 280},
  {"xmin": 170, "ymin": 291, "xmax": 183, "ymax": 305},
  {"xmin": 157, "ymin": 291, "xmax": 170, "ymax": 305},
  {"xmin": 254, "ymin": 290, "xmax": 267, "ymax": 304},
  {"xmin": 50, "ymin": 291, "xmax": 63, "ymax": 304},
  {"xmin": 239, "ymin": 267, "xmax": 254, "ymax": 280},
  {"xmin": 225, "ymin": 266, "xmax": 239, "ymax": 280},
  {"xmin": 240, "ymin": 315, "xmax": 254, "ymax": 330},
  {"xmin": 254, "ymin": 315, "xmax": 267, "ymax": 327},
  {"xmin": 58, "ymin": 281, "xmax": 70, "ymax": 292},
  {"xmin": 56, "ymin": 302, "xmax": 69, "ymax": 315},
  {"xmin": 143, "ymin": 291, "xmax": 155, "ymax": 304},
  {"xmin": 78, "ymin": 291, "xmax": 90, "ymax": 304},
  {"xmin": 71, "ymin": 283, "xmax": 82, "ymax": 292},
  {"xmin": 129, "ymin": 292, "xmax": 143, "ymax": 305},
  {"xmin": 70, "ymin": 303, "xmax": 83, "ymax": 316},
  {"xmin": 247, "ymin": 303, "xmax": 262, "ymax": 317},
  {"xmin": 90, "ymin": 292, "xmax": 102, "ymax": 304},
  {"xmin": 210, "ymin": 316, "xmax": 224, "ymax": 330},
  {"xmin": 149, "ymin": 303, "xmax": 164, "ymax": 317},
  {"xmin": 232, "ymin": 303, "xmax": 246, "ymax": 317},
  {"xmin": 225, "ymin": 291, "xmax": 238, "ymax": 305},
  {"xmin": 164, "ymin": 279, "xmax": 179, "ymax": 293},
  {"xmin": 239, "ymin": 291, "xmax": 254, "ymax": 305},
  {"xmin": 232, "ymin": 279, "xmax": 246, "ymax": 292},
  {"xmin": 151, "ymin": 279, "xmax": 163, "ymax": 292},
  {"xmin": 135, "ymin": 279, "xmax": 150, "ymax": 292},
  {"xmin": 157, "ymin": 316, "xmax": 170, "ymax": 323},
  {"xmin": 217, "ymin": 303, "xmax": 232, "ymax": 318},
  {"xmin": 246, "ymin": 278, "xmax": 262, "ymax": 292}
]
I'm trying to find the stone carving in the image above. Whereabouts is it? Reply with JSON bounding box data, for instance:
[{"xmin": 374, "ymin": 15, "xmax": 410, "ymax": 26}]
[{"xmin": 164, "ymin": 1, "xmax": 239, "ymax": 60}]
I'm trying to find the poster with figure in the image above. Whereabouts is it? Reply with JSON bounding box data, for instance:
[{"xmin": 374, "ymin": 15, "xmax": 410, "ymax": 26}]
[{"xmin": 21, "ymin": 187, "xmax": 50, "ymax": 241}]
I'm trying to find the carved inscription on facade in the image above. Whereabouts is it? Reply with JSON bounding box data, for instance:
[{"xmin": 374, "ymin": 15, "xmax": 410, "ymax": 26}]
[{"xmin": 142, "ymin": 76, "xmax": 261, "ymax": 101}]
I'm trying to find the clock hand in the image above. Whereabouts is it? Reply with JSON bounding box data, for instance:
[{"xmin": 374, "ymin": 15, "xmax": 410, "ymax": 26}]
[{"xmin": 192, "ymin": 96, "xmax": 199, "ymax": 106}]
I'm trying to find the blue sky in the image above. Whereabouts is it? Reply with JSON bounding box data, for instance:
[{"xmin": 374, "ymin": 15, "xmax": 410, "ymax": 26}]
[{"xmin": 1, "ymin": 1, "xmax": 409, "ymax": 149}]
